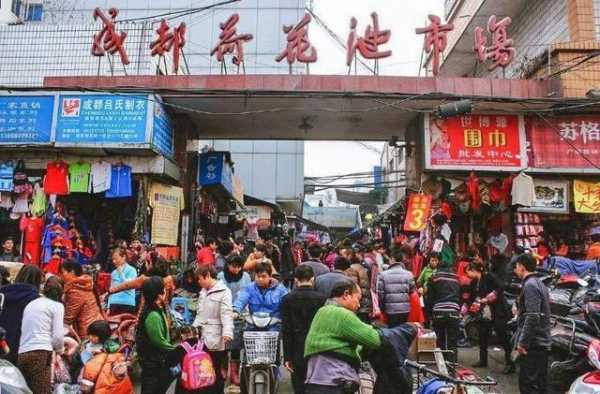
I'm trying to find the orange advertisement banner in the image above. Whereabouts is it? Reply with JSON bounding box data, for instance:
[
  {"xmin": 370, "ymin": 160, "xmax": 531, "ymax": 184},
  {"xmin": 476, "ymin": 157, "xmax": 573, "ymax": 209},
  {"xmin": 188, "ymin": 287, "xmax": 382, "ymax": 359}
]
[{"xmin": 404, "ymin": 194, "xmax": 432, "ymax": 232}]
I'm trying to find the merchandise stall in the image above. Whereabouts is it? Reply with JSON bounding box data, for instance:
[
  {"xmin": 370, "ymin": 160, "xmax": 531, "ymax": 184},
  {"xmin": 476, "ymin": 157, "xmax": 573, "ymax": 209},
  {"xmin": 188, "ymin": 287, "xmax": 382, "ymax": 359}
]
[{"xmin": 0, "ymin": 92, "xmax": 181, "ymax": 269}]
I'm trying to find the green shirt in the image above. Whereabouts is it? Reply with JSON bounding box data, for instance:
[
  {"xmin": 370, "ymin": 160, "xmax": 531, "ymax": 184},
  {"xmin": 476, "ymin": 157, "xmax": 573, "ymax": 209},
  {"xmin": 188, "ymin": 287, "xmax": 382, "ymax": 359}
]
[
  {"xmin": 418, "ymin": 266, "xmax": 437, "ymax": 290},
  {"xmin": 304, "ymin": 303, "xmax": 381, "ymax": 363},
  {"xmin": 144, "ymin": 310, "xmax": 175, "ymax": 351},
  {"xmin": 69, "ymin": 162, "xmax": 91, "ymax": 193}
]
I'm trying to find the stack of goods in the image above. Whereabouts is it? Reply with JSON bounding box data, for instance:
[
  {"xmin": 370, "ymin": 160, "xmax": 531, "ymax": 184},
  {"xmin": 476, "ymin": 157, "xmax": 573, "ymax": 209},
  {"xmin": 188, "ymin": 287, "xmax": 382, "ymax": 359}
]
[{"xmin": 514, "ymin": 213, "xmax": 544, "ymax": 250}]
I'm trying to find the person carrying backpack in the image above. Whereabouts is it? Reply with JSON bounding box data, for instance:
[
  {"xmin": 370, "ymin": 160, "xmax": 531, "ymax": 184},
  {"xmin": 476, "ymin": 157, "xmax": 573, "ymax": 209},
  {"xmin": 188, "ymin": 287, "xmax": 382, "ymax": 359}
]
[{"xmin": 192, "ymin": 265, "xmax": 234, "ymax": 394}]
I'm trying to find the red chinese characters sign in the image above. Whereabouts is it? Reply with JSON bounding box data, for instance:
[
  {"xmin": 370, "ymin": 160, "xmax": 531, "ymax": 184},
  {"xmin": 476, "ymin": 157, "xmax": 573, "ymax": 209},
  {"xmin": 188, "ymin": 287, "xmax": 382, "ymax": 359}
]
[
  {"xmin": 526, "ymin": 116, "xmax": 600, "ymax": 170},
  {"xmin": 404, "ymin": 194, "xmax": 432, "ymax": 232},
  {"xmin": 425, "ymin": 114, "xmax": 525, "ymax": 171}
]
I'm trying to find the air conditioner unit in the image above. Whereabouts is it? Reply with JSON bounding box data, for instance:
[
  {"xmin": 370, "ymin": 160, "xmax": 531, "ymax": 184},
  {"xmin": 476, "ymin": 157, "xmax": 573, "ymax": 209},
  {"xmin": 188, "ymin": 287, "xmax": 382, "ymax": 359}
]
[{"xmin": 0, "ymin": 0, "xmax": 21, "ymax": 24}]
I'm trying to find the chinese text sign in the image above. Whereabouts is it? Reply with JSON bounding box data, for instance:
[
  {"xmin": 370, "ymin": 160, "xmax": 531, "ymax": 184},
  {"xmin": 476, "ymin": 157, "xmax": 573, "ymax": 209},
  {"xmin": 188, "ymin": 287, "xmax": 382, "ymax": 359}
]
[
  {"xmin": 199, "ymin": 152, "xmax": 233, "ymax": 194},
  {"xmin": 526, "ymin": 115, "xmax": 600, "ymax": 170},
  {"xmin": 0, "ymin": 96, "xmax": 54, "ymax": 144},
  {"xmin": 152, "ymin": 100, "xmax": 174, "ymax": 158},
  {"xmin": 404, "ymin": 194, "xmax": 432, "ymax": 232},
  {"xmin": 426, "ymin": 114, "xmax": 524, "ymax": 170},
  {"xmin": 56, "ymin": 94, "xmax": 148, "ymax": 143},
  {"xmin": 574, "ymin": 180, "xmax": 600, "ymax": 213}
]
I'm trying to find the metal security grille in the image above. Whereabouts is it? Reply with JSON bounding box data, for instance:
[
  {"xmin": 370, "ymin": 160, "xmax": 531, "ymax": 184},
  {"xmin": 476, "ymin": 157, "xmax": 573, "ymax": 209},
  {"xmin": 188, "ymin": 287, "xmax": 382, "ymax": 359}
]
[{"xmin": 0, "ymin": 22, "xmax": 156, "ymax": 87}]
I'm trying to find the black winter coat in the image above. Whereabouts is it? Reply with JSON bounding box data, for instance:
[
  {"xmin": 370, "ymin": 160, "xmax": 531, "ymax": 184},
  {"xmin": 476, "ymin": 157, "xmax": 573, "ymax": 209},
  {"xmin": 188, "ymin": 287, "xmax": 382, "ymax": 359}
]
[
  {"xmin": 468, "ymin": 272, "xmax": 510, "ymax": 319},
  {"xmin": 424, "ymin": 270, "xmax": 460, "ymax": 315},
  {"xmin": 516, "ymin": 274, "xmax": 552, "ymax": 351},
  {"xmin": 281, "ymin": 286, "xmax": 326, "ymax": 367}
]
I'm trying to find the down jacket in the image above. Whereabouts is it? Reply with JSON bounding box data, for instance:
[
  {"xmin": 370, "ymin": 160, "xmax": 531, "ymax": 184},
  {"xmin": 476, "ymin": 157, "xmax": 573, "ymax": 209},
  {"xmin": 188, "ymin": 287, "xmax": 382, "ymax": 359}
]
[
  {"xmin": 63, "ymin": 275, "xmax": 104, "ymax": 338},
  {"xmin": 376, "ymin": 263, "xmax": 415, "ymax": 315},
  {"xmin": 348, "ymin": 262, "xmax": 373, "ymax": 315}
]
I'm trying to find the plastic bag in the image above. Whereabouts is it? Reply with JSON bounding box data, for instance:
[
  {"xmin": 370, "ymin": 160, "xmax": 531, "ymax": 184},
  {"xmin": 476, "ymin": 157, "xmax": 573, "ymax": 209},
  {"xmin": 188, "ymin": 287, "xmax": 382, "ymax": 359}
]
[
  {"xmin": 408, "ymin": 291, "xmax": 425, "ymax": 324},
  {"xmin": 53, "ymin": 384, "xmax": 80, "ymax": 394},
  {"xmin": 0, "ymin": 359, "xmax": 33, "ymax": 394}
]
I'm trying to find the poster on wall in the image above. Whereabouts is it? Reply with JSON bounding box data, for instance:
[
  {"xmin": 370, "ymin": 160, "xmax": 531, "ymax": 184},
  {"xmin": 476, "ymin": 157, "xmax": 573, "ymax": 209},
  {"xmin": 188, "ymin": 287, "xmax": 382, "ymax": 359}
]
[
  {"xmin": 574, "ymin": 180, "xmax": 600, "ymax": 214},
  {"xmin": 424, "ymin": 114, "xmax": 526, "ymax": 171},
  {"xmin": 519, "ymin": 179, "xmax": 569, "ymax": 214},
  {"xmin": 149, "ymin": 183, "xmax": 184, "ymax": 245},
  {"xmin": 526, "ymin": 115, "xmax": 600, "ymax": 171},
  {"xmin": 403, "ymin": 194, "xmax": 432, "ymax": 232}
]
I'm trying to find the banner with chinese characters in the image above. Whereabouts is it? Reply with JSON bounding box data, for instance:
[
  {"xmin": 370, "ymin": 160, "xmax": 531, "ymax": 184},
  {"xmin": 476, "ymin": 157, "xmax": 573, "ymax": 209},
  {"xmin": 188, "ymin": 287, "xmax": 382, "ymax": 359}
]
[
  {"xmin": 404, "ymin": 194, "xmax": 432, "ymax": 232},
  {"xmin": 198, "ymin": 152, "xmax": 233, "ymax": 195},
  {"xmin": 149, "ymin": 182, "xmax": 184, "ymax": 245},
  {"xmin": 519, "ymin": 179, "xmax": 569, "ymax": 214},
  {"xmin": 424, "ymin": 114, "xmax": 526, "ymax": 171},
  {"xmin": 574, "ymin": 180, "xmax": 600, "ymax": 213},
  {"xmin": 526, "ymin": 116, "xmax": 600, "ymax": 171},
  {"xmin": 0, "ymin": 95, "xmax": 55, "ymax": 145}
]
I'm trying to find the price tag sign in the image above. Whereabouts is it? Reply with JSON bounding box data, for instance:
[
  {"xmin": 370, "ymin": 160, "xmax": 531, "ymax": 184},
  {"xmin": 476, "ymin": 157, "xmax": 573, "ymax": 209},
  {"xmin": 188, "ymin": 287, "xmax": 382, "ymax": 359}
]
[{"xmin": 404, "ymin": 194, "xmax": 432, "ymax": 232}]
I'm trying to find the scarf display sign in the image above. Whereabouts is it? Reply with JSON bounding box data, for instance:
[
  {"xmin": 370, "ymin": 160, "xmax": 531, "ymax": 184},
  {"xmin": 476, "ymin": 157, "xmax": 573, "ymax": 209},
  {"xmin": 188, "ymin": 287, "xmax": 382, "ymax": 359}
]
[{"xmin": 403, "ymin": 194, "xmax": 432, "ymax": 232}]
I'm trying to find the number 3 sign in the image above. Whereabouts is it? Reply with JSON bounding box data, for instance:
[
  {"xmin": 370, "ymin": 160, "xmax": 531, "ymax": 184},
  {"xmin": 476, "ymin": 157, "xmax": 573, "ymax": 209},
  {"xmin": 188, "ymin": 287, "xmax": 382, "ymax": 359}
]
[{"xmin": 403, "ymin": 194, "xmax": 433, "ymax": 232}]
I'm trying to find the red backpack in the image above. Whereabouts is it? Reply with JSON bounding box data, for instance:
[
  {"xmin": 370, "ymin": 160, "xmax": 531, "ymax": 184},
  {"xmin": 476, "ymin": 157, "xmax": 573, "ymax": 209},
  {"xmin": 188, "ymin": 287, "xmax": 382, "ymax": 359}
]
[{"xmin": 180, "ymin": 341, "xmax": 216, "ymax": 390}]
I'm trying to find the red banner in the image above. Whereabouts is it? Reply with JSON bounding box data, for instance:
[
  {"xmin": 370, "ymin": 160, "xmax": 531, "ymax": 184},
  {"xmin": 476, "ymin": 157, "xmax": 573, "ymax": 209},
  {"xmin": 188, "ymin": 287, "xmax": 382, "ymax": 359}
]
[
  {"xmin": 404, "ymin": 194, "xmax": 432, "ymax": 232},
  {"xmin": 527, "ymin": 115, "xmax": 600, "ymax": 170},
  {"xmin": 426, "ymin": 114, "xmax": 524, "ymax": 170}
]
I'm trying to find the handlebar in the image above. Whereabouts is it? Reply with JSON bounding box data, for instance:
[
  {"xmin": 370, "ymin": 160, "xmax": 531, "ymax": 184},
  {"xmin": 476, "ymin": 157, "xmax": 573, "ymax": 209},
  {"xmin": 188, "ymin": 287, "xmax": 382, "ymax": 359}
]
[{"xmin": 403, "ymin": 360, "xmax": 497, "ymax": 386}]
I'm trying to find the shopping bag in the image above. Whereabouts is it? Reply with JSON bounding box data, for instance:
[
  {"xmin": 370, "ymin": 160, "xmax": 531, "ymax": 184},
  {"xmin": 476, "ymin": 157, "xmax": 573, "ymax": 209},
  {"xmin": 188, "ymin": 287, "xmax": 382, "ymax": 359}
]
[{"xmin": 408, "ymin": 291, "xmax": 425, "ymax": 324}]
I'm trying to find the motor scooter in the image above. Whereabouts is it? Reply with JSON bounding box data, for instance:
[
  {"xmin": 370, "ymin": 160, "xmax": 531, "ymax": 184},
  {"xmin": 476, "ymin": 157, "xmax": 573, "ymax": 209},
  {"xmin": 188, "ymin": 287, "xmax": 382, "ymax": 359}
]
[{"xmin": 240, "ymin": 312, "xmax": 281, "ymax": 394}]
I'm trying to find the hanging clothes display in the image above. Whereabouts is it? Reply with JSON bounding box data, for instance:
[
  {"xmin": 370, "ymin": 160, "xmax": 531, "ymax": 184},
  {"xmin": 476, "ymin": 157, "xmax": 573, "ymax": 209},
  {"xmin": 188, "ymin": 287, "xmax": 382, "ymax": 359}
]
[
  {"xmin": 245, "ymin": 217, "xmax": 259, "ymax": 241},
  {"xmin": 43, "ymin": 160, "xmax": 69, "ymax": 195},
  {"xmin": 106, "ymin": 164, "xmax": 133, "ymax": 198},
  {"xmin": 12, "ymin": 160, "xmax": 32, "ymax": 195},
  {"xmin": 69, "ymin": 162, "xmax": 91, "ymax": 193},
  {"xmin": 20, "ymin": 215, "xmax": 45, "ymax": 265},
  {"xmin": 0, "ymin": 191, "xmax": 13, "ymax": 209},
  {"xmin": 466, "ymin": 172, "xmax": 481, "ymax": 211},
  {"xmin": 12, "ymin": 193, "xmax": 29, "ymax": 214},
  {"xmin": 0, "ymin": 160, "xmax": 14, "ymax": 192},
  {"xmin": 91, "ymin": 161, "xmax": 112, "ymax": 193},
  {"xmin": 511, "ymin": 172, "xmax": 535, "ymax": 207},
  {"xmin": 30, "ymin": 183, "xmax": 47, "ymax": 217}
]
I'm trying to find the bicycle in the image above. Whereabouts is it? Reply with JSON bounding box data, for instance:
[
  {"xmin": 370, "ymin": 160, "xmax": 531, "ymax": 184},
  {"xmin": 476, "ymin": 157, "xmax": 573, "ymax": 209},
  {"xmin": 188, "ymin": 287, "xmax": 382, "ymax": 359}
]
[{"xmin": 404, "ymin": 359, "xmax": 498, "ymax": 394}]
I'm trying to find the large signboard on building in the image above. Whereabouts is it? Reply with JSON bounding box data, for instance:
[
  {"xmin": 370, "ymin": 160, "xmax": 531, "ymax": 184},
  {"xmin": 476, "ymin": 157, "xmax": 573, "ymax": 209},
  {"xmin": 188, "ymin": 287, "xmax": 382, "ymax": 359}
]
[
  {"xmin": 424, "ymin": 114, "xmax": 526, "ymax": 171},
  {"xmin": 55, "ymin": 94, "xmax": 149, "ymax": 144},
  {"xmin": 198, "ymin": 151, "xmax": 233, "ymax": 194},
  {"xmin": 152, "ymin": 99, "xmax": 174, "ymax": 158},
  {"xmin": 526, "ymin": 115, "xmax": 600, "ymax": 171},
  {"xmin": 0, "ymin": 95, "xmax": 55, "ymax": 145}
]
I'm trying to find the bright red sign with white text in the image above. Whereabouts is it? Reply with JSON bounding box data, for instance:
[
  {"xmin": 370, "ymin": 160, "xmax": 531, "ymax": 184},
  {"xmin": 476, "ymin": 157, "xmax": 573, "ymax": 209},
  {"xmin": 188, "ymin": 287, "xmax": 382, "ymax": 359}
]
[
  {"xmin": 526, "ymin": 115, "xmax": 600, "ymax": 170},
  {"xmin": 426, "ymin": 114, "xmax": 524, "ymax": 171},
  {"xmin": 404, "ymin": 194, "xmax": 432, "ymax": 232}
]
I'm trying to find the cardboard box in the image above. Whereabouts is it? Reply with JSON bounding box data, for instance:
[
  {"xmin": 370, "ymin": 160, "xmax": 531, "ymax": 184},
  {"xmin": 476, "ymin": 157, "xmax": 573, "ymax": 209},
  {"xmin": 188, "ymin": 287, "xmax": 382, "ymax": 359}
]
[{"xmin": 417, "ymin": 329, "xmax": 437, "ymax": 352}]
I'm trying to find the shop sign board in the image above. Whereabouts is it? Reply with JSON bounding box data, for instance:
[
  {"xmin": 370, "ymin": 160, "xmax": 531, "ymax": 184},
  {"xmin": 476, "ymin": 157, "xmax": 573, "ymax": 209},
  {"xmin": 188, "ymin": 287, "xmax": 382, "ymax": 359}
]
[
  {"xmin": 574, "ymin": 180, "xmax": 600, "ymax": 214},
  {"xmin": 152, "ymin": 99, "xmax": 175, "ymax": 159},
  {"xmin": 526, "ymin": 115, "xmax": 600, "ymax": 172},
  {"xmin": 403, "ymin": 193, "xmax": 432, "ymax": 232},
  {"xmin": 198, "ymin": 151, "xmax": 233, "ymax": 194},
  {"xmin": 424, "ymin": 114, "xmax": 526, "ymax": 171},
  {"xmin": 0, "ymin": 95, "xmax": 55, "ymax": 145},
  {"xmin": 55, "ymin": 94, "xmax": 149, "ymax": 144},
  {"xmin": 519, "ymin": 179, "xmax": 569, "ymax": 214}
]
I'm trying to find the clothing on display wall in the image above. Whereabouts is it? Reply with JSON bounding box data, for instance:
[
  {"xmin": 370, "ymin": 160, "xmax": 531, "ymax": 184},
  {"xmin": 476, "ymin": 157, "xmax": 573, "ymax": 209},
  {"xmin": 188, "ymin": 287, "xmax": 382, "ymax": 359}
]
[
  {"xmin": 91, "ymin": 161, "xmax": 112, "ymax": 193},
  {"xmin": 511, "ymin": 172, "xmax": 535, "ymax": 207},
  {"xmin": 0, "ymin": 161, "xmax": 14, "ymax": 192},
  {"xmin": 20, "ymin": 215, "xmax": 44, "ymax": 265},
  {"xmin": 69, "ymin": 162, "xmax": 92, "ymax": 193},
  {"xmin": 43, "ymin": 161, "xmax": 69, "ymax": 195},
  {"xmin": 106, "ymin": 165, "xmax": 133, "ymax": 198}
]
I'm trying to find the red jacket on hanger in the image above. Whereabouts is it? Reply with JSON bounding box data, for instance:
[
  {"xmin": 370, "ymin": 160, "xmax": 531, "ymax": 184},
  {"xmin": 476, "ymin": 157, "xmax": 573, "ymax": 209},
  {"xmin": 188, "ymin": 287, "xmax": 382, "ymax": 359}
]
[
  {"xmin": 20, "ymin": 215, "xmax": 44, "ymax": 266},
  {"xmin": 43, "ymin": 161, "xmax": 69, "ymax": 195}
]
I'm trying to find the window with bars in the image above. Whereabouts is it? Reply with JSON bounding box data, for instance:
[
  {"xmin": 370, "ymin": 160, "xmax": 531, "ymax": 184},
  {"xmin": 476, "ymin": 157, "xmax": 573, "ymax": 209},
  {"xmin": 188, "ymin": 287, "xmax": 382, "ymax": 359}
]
[{"xmin": 12, "ymin": 1, "xmax": 44, "ymax": 22}]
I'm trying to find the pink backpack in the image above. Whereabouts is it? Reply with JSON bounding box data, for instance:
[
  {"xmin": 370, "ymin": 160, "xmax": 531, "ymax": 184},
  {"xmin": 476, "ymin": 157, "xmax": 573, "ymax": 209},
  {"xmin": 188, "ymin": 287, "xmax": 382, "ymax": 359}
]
[{"xmin": 180, "ymin": 341, "xmax": 216, "ymax": 390}]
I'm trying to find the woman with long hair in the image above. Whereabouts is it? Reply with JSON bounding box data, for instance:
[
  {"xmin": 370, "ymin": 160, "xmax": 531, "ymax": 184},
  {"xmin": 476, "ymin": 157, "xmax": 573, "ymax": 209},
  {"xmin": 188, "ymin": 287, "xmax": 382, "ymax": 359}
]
[{"xmin": 136, "ymin": 276, "xmax": 175, "ymax": 393}]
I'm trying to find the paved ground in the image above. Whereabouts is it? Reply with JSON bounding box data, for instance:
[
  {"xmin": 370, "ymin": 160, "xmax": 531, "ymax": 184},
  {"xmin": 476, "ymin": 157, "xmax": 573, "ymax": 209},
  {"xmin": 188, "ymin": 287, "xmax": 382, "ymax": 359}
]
[{"xmin": 136, "ymin": 346, "xmax": 520, "ymax": 394}]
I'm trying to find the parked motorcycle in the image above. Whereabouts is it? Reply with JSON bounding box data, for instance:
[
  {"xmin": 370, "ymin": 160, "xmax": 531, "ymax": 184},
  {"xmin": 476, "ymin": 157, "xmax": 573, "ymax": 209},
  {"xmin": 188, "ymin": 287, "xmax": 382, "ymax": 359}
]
[{"xmin": 240, "ymin": 313, "xmax": 281, "ymax": 394}]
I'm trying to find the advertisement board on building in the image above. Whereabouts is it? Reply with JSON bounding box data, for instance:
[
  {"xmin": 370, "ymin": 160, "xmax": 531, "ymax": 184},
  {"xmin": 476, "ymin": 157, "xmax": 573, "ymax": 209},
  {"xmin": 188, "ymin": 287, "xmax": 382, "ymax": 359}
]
[
  {"xmin": 198, "ymin": 152, "xmax": 233, "ymax": 194},
  {"xmin": 152, "ymin": 98, "xmax": 174, "ymax": 158},
  {"xmin": 574, "ymin": 180, "xmax": 600, "ymax": 213},
  {"xmin": 519, "ymin": 179, "xmax": 569, "ymax": 214},
  {"xmin": 0, "ymin": 95, "xmax": 55, "ymax": 145},
  {"xmin": 526, "ymin": 115, "xmax": 600, "ymax": 172},
  {"xmin": 424, "ymin": 114, "xmax": 526, "ymax": 171}
]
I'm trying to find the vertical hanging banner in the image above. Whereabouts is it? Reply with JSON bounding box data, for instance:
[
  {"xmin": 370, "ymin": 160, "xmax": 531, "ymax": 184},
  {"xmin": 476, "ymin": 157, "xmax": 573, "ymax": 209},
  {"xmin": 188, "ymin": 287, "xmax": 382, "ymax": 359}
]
[
  {"xmin": 404, "ymin": 194, "xmax": 432, "ymax": 232},
  {"xmin": 425, "ymin": 114, "xmax": 526, "ymax": 171}
]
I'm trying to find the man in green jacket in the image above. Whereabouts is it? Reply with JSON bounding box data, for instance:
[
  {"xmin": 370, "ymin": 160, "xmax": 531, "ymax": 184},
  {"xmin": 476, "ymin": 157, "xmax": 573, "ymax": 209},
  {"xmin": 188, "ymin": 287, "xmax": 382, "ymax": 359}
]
[{"xmin": 304, "ymin": 280, "xmax": 381, "ymax": 394}]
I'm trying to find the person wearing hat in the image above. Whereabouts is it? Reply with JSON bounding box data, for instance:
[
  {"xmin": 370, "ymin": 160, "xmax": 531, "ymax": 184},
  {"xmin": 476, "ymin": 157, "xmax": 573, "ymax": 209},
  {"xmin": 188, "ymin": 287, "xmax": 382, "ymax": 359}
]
[
  {"xmin": 136, "ymin": 276, "xmax": 175, "ymax": 394},
  {"xmin": 587, "ymin": 227, "xmax": 600, "ymax": 260}
]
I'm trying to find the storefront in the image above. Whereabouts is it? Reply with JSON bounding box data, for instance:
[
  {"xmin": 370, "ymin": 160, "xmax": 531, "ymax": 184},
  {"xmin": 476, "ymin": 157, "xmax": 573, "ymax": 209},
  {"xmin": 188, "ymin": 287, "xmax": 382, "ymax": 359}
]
[
  {"xmin": 0, "ymin": 91, "xmax": 180, "ymax": 268},
  {"xmin": 412, "ymin": 111, "xmax": 600, "ymax": 260}
]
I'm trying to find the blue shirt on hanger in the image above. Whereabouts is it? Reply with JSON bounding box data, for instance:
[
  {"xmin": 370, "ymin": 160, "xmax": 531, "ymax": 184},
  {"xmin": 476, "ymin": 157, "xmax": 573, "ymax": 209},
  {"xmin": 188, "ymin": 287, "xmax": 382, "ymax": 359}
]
[
  {"xmin": 106, "ymin": 164, "xmax": 133, "ymax": 198},
  {"xmin": 0, "ymin": 161, "xmax": 14, "ymax": 192}
]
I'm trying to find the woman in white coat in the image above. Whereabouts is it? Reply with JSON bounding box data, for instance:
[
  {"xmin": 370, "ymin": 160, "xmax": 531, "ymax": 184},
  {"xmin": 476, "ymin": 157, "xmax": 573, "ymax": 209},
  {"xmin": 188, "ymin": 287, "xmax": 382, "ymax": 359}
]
[{"xmin": 193, "ymin": 265, "xmax": 234, "ymax": 394}]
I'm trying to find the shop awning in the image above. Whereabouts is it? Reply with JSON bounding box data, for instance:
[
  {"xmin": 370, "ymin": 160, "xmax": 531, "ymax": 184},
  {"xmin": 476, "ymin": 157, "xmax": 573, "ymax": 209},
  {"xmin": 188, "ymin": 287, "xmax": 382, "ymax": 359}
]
[
  {"xmin": 372, "ymin": 198, "xmax": 405, "ymax": 225},
  {"xmin": 287, "ymin": 215, "xmax": 330, "ymax": 233}
]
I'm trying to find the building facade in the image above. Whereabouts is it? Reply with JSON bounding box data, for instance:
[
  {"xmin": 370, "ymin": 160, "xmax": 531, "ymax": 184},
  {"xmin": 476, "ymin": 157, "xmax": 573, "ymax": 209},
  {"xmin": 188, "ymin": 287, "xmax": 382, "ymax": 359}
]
[
  {"xmin": 0, "ymin": 0, "xmax": 307, "ymax": 211},
  {"xmin": 433, "ymin": 0, "xmax": 600, "ymax": 98}
]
